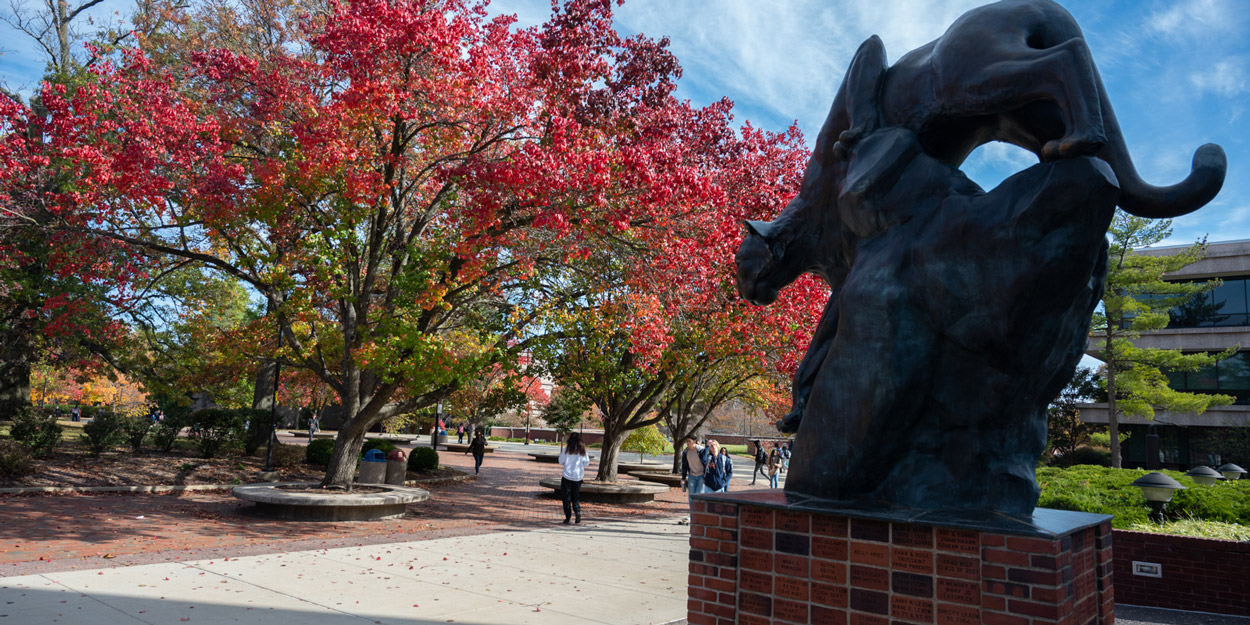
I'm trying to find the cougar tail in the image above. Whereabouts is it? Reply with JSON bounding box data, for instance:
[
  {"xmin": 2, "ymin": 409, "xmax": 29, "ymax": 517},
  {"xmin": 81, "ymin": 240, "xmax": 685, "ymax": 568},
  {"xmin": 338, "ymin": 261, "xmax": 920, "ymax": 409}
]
[{"xmin": 1095, "ymin": 73, "xmax": 1226, "ymax": 218}]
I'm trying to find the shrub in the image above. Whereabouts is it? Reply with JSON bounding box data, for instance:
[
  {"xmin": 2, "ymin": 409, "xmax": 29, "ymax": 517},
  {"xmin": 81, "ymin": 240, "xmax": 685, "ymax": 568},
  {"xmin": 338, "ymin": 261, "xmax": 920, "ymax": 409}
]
[
  {"xmin": 623, "ymin": 424, "xmax": 668, "ymax": 461},
  {"xmin": 1037, "ymin": 465, "xmax": 1250, "ymax": 528},
  {"xmin": 269, "ymin": 443, "xmax": 305, "ymax": 469},
  {"xmin": 151, "ymin": 414, "xmax": 187, "ymax": 452},
  {"xmin": 361, "ymin": 439, "xmax": 398, "ymax": 457},
  {"xmin": 188, "ymin": 409, "xmax": 244, "ymax": 458},
  {"xmin": 1054, "ymin": 445, "xmax": 1111, "ymax": 468},
  {"xmin": 82, "ymin": 412, "xmax": 125, "ymax": 456},
  {"xmin": 120, "ymin": 416, "xmax": 154, "ymax": 453},
  {"xmin": 306, "ymin": 438, "xmax": 336, "ymax": 466},
  {"xmin": 0, "ymin": 440, "xmax": 33, "ymax": 479},
  {"xmin": 9, "ymin": 407, "xmax": 62, "ymax": 458},
  {"xmin": 409, "ymin": 447, "xmax": 439, "ymax": 472}
]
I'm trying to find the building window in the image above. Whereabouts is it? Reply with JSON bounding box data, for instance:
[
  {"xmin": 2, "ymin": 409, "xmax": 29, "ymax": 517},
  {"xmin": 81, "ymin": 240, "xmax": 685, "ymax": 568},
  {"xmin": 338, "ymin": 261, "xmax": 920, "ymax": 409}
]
[
  {"xmin": 1168, "ymin": 351, "xmax": 1250, "ymax": 403},
  {"xmin": 1168, "ymin": 277, "xmax": 1250, "ymax": 328}
]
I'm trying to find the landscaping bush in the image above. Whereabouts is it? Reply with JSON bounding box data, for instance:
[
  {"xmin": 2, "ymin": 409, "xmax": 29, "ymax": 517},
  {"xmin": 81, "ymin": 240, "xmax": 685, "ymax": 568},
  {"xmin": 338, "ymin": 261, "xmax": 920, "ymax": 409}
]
[
  {"xmin": 82, "ymin": 411, "xmax": 124, "ymax": 456},
  {"xmin": 269, "ymin": 443, "xmax": 305, "ymax": 469},
  {"xmin": 9, "ymin": 407, "xmax": 62, "ymax": 458},
  {"xmin": 408, "ymin": 447, "xmax": 439, "ymax": 472},
  {"xmin": 0, "ymin": 440, "xmax": 33, "ymax": 479},
  {"xmin": 187, "ymin": 409, "xmax": 244, "ymax": 458},
  {"xmin": 1037, "ymin": 465, "xmax": 1250, "ymax": 528},
  {"xmin": 306, "ymin": 438, "xmax": 336, "ymax": 466},
  {"xmin": 120, "ymin": 416, "xmax": 154, "ymax": 453},
  {"xmin": 151, "ymin": 413, "xmax": 187, "ymax": 452},
  {"xmin": 361, "ymin": 439, "xmax": 398, "ymax": 457},
  {"xmin": 1053, "ymin": 445, "xmax": 1112, "ymax": 468}
]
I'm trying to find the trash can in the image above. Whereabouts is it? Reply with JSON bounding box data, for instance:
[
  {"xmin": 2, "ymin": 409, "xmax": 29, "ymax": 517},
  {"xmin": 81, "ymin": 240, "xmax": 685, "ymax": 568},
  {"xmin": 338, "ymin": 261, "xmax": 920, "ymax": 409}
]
[
  {"xmin": 358, "ymin": 449, "xmax": 387, "ymax": 484},
  {"xmin": 385, "ymin": 449, "xmax": 407, "ymax": 485}
]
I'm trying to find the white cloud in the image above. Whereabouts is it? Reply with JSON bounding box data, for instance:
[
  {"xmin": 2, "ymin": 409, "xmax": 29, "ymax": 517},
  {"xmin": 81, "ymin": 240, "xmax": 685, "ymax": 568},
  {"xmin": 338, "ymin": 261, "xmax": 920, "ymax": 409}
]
[
  {"xmin": 1190, "ymin": 59, "xmax": 1250, "ymax": 97},
  {"xmin": 1148, "ymin": 0, "xmax": 1242, "ymax": 40}
]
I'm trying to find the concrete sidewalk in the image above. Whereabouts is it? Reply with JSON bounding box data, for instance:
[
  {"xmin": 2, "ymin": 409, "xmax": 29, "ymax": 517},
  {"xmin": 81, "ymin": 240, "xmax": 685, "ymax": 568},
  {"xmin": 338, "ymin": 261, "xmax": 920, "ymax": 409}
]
[{"xmin": 0, "ymin": 517, "xmax": 688, "ymax": 625}]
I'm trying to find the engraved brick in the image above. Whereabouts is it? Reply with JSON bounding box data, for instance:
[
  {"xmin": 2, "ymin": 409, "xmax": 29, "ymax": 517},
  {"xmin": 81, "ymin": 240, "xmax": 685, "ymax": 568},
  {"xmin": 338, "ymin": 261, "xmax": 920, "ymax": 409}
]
[
  {"xmin": 742, "ymin": 507, "xmax": 774, "ymax": 529},
  {"xmin": 850, "ymin": 564, "xmax": 889, "ymax": 590},
  {"xmin": 850, "ymin": 541, "xmax": 890, "ymax": 567},
  {"xmin": 813, "ymin": 559, "xmax": 847, "ymax": 584},
  {"xmin": 739, "ymin": 615, "xmax": 770, "ymax": 625},
  {"xmin": 849, "ymin": 588, "xmax": 889, "ymax": 615},
  {"xmin": 813, "ymin": 515, "xmax": 849, "ymax": 537},
  {"xmin": 776, "ymin": 532, "xmax": 811, "ymax": 556},
  {"xmin": 740, "ymin": 570, "xmax": 772, "ymax": 594},
  {"xmin": 935, "ymin": 554, "xmax": 979, "ymax": 580},
  {"xmin": 936, "ymin": 529, "xmax": 979, "ymax": 554},
  {"xmin": 850, "ymin": 519, "xmax": 890, "ymax": 542},
  {"xmin": 742, "ymin": 528, "xmax": 772, "ymax": 550},
  {"xmin": 1005, "ymin": 537, "xmax": 1059, "ymax": 554},
  {"xmin": 776, "ymin": 576, "xmax": 810, "ymax": 601},
  {"xmin": 774, "ymin": 598, "xmax": 809, "ymax": 623},
  {"xmin": 892, "ymin": 547, "xmax": 934, "ymax": 574},
  {"xmin": 936, "ymin": 603, "xmax": 980, "ymax": 625},
  {"xmin": 813, "ymin": 536, "xmax": 849, "ymax": 561},
  {"xmin": 739, "ymin": 592, "xmax": 772, "ymax": 616},
  {"xmin": 892, "ymin": 571, "xmax": 934, "ymax": 597},
  {"xmin": 812, "ymin": 582, "xmax": 849, "ymax": 607},
  {"xmin": 849, "ymin": 613, "xmax": 888, "ymax": 625},
  {"xmin": 812, "ymin": 605, "xmax": 848, "ymax": 625},
  {"xmin": 740, "ymin": 549, "xmax": 772, "ymax": 573},
  {"xmin": 891, "ymin": 596, "xmax": 934, "ymax": 623},
  {"xmin": 936, "ymin": 578, "xmax": 980, "ymax": 605},
  {"xmin": 776, "ymin": 510, "xmax": 811, "ymax": 533},
  {"xmin": 893, "ymin": 524, "xmax": 934, "ymax": 548},
  {"xmin": 775, "ymin": 553, "xmax": 810, "ymax": 578}
]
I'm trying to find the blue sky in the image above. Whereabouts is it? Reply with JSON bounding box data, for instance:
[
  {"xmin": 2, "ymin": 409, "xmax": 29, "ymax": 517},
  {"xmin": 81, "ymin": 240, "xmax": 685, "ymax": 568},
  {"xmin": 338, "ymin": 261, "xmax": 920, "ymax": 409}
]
[{"xmin": 3, "ymin": 0, "xmax": 1247, "ymax": 246}]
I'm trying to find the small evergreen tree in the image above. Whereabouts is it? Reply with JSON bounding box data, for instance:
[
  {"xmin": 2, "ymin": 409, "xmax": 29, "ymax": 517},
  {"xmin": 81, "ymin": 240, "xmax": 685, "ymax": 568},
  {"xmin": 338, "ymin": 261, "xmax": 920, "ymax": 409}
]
[
  {"xmin": 1047, "ymin": 368, "xmax": 1103, "ymax": 461},
  {"xmin": 542, "ymin": 387, "xmax": 591, "ymax": 436},
  {"xmin": 1092, "ymin": 211, "xmax": 1235, "ymax": 467}
]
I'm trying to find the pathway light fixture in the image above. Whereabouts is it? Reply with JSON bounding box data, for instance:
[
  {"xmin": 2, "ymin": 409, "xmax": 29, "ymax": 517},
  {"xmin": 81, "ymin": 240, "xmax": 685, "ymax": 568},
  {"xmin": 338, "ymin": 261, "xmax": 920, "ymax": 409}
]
[
  {"xmin": 1184, "ymin": 466, "xmax": 1224, "ymax": 486},
  {"xmin": 1217, "ymin": 463, "xmax": 1246, "ymax": 481},
  {"xmin": 1130, "ymin": 472, "xmax": 1185, "ymax": 522}
]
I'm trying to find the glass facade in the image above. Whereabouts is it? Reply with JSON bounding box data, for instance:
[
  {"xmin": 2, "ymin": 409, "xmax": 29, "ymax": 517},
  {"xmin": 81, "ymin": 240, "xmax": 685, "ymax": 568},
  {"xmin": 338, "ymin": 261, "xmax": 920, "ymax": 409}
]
[
  {"xmin": 1166, "ymin": 351, "xmax": 1250, "ymax": 403},
  {"xmin": 1168, "ymin": 277, "xmax": 1250, "ymax": 327}
]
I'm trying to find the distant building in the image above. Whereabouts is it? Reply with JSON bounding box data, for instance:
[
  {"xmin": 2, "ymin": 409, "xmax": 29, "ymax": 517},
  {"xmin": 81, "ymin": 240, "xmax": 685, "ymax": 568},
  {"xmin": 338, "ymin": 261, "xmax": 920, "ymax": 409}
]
[{"xmin": 1079, "ymin": 239, "xmax": 1250, "ymax": 469}]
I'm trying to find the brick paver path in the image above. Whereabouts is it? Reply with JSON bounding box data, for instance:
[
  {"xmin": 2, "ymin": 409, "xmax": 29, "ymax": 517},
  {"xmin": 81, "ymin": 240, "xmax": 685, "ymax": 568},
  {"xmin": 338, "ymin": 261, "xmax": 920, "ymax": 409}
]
[{"xmin": 0, "ymin": 443, "xmax": 690, "ymax": 576}]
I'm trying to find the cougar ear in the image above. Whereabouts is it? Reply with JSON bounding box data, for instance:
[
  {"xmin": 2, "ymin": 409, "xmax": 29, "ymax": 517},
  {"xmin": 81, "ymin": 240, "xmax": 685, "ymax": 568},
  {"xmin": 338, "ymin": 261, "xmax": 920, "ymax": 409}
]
[{"xmin": 744, "ymin": 219, "xmax": 774, "ymax": 239}]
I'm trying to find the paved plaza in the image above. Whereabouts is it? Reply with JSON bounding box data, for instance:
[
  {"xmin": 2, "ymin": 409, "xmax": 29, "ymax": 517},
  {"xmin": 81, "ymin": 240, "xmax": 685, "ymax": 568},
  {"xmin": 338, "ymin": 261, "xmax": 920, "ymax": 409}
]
[{"xmin": 2, "ymin": 440, "xmax": 1245, "ymax": 625}]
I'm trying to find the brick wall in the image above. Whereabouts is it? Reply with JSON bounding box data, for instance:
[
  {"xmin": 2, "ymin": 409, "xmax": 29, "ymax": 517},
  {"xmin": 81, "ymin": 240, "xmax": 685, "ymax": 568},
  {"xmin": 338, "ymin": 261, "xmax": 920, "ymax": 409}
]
[
  {"xmin": 1112, "ymin": 530, "xmax": 1250, "ymax": 616},
  {"xmin": 689, "ymin": 499, "xmax": 1113, "ymax": 625}
]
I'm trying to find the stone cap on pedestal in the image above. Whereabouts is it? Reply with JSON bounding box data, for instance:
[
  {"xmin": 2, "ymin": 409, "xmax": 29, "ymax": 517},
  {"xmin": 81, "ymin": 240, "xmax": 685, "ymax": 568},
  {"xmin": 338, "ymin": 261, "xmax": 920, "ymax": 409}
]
[{"xmin": 694, "ymin": 489, "xmax": 1112, "ymax": 539}]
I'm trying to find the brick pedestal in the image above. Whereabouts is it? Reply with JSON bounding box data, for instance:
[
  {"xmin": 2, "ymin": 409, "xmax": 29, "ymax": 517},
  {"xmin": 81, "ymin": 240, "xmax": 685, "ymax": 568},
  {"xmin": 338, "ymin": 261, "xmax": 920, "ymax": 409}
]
[{"xmin": 688, "ymin": 491, "xmax": 1113, "ymax": 625}]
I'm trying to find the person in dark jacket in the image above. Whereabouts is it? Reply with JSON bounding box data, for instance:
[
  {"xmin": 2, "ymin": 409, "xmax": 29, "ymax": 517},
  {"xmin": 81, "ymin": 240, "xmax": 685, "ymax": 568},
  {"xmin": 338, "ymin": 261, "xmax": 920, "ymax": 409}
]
[
  {"xmin": 701, "ymin": 440, "xmax": 733, "ymax": 493},
  {"xmin": 750, "ymin": 440, "xmax": 769, "ymax": 485},
  {"xmin": 466, "ymin": 427, "xmax": 487, "ymax": 474}
]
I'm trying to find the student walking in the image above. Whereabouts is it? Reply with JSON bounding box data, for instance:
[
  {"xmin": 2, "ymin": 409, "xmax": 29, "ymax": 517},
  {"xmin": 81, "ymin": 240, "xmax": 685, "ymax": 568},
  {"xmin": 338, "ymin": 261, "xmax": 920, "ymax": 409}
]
[
  {"xmin": 780, "ymin": 442, "xmax": 791, "ymax": 473},
  {"xmin": 466, "ymin": 428, "xmax": 487, "ymax": 474},
  {"xmin": 767, "ymin": 445, "xmax": 782, "ymax": 488},
  {"xmin": 702, "ymin": 440, "xmax": 732, "ymax": 494},
  {"xmin": 558, "ymin": 432, "xmax": 590, "ymax": 524},
  {"xmin": 456, "ymin": 424, "xmax": 466, "ymax": 444},
  {"xmin": 680, "ymin": 436, "xmax": 708, "ymax": 506},
  {"xmin": 308, "ymin": 415, "xmax": 320, "ymax": 444},
  {"xmin": 750, "ymin": 440, "xmax": 768, "ymax": 485}
]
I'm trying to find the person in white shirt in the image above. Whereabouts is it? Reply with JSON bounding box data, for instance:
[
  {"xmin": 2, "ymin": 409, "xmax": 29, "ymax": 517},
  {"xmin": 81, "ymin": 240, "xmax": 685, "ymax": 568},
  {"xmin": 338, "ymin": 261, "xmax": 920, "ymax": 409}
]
[{"xmin": 559, "ymin": 432, "xmax": 591, "ymax": 524}]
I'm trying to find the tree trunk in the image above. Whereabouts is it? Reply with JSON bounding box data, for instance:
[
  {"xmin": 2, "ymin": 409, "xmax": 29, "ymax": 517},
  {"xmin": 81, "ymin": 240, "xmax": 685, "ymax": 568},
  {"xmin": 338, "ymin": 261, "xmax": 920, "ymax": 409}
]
[
  {"xmin": 252, "ymin": 358, "xmax": 277, "ymax": 411},
  {"xmin": 322, "ymin": 417, "xmax": 369, "ymax": 488},
  {"xmin": 1105, "ymin": 335, "xmax": 1125, "ymax": 467},
  {"xmin": 595, "ymin": 426, "xmax": 625, "ymax": 482},
  {"xmin": 0, "ymin": 359, "xmax": 31, "ymax": 418}
]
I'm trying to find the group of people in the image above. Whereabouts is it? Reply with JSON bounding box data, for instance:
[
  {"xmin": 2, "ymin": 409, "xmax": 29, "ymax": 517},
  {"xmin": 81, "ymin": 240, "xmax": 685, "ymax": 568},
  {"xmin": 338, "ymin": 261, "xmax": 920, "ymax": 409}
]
[
  {"xmin": 679, "ymin": 437, "xmax": 735, "ymax": 503},
  {"xmin": 750, "ymin": 440, "xmax": 791, "ymax": 488}
]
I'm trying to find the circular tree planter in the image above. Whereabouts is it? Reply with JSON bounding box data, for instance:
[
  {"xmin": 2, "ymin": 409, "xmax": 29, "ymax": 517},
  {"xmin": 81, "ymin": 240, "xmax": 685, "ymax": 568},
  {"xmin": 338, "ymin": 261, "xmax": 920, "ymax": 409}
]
[
  {"xmin": 233, "ymin": 482, "xmax": 430, "ymax": 522},
  {"xmin": 538, "ymin": 477, "xmax": 668, "ymax": 503},
  {"xmin": 628, "ymin": 471, "xmax": 682, "ymax": 487},
  {"xmin": 442, "ymin": 443, "xmax": 498, "ymax": 454},
  {"xmin": 617, "ymin": 460, "xmax": 668, "ymax": 473},
  {"xmin": 529, "ymin": 453, "xmax": 561, "ymax": 463}
]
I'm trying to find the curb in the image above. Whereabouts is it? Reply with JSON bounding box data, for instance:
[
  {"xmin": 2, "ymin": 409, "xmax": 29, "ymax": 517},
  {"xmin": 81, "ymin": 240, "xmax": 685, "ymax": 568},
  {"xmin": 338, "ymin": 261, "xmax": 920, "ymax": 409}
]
[{"xmin": 0, "ymin": 470, "xmax": 476, "ymax": 496}]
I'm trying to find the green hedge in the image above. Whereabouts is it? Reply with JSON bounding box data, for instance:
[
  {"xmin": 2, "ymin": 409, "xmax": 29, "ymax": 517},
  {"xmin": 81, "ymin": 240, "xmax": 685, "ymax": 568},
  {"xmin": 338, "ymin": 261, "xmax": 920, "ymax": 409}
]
[
  {"xmin": 409, "ymin": 447, "xmax": 439, "ymax": 472},
  {"xmin": 306, "ymin": 438, "xmax": 335, "ymax": 466},
  {"xmin": 1036, "ymin": 465, "xmax": 1250, "ymax": 528}
]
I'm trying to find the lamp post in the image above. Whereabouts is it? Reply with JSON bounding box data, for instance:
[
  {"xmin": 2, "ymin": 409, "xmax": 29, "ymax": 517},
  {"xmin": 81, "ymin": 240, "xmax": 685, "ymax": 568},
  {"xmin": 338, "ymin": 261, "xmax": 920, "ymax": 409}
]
[
  {"xmin": 1185, "ymin": 466, "xmax": 1224, "ymax": 486},
  {"xmin": 1130, "ymin": 471, "xmax": 1185, "ymax": 522}
]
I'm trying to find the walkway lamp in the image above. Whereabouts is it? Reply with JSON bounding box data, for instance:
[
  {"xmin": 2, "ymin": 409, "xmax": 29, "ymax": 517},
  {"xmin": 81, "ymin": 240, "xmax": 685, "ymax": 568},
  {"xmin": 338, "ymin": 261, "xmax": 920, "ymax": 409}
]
[
  {"xmin": 1184, "ymin": 466, "xmax": 1224, "ymax": 486},
  {"xmin": 1217, "ymin": 463, "xmax": 1246, "ymax": 481},
  {"xmin": 1130, "ymin": 472, "xmax": 1185, "ymax": 522}
]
